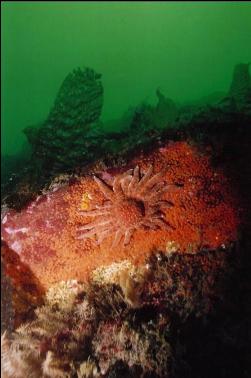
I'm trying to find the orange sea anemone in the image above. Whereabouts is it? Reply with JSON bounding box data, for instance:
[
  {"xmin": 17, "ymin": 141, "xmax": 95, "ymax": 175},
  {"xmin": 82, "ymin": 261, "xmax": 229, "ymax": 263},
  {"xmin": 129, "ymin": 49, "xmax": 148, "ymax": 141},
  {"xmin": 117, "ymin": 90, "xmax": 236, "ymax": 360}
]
[{"xmin": 77, "ymin": 165, "xmax": 176, "ymax": 247}]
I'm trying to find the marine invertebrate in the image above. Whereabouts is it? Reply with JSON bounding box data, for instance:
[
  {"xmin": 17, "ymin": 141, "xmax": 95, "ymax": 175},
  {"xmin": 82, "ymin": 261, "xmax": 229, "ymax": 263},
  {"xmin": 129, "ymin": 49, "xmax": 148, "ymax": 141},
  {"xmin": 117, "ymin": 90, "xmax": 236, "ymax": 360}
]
[
  {"xmin": 142, "ymin": 247, "xmax": 232, "ymax": 319},
  {"xmin": 91, "ymin": 261, "xmax": 149, "ymax": 308},
  {"xmin": 117, "ymin": 266, "xmax": 145, "ymax": 308},
  {"xmin": 77, "ymin": 358, "xmax": 99, "ymax": 378},
  {"xmin": 1, "ymin": 331, "xmax": 42, "ymax": 378},
  {"xmin": 78, "ymin": 165, "xmax": 174, "ymax": 247},
  {"xmin": 93, "ymin": 319, "xmax": 172, "ymax": 376},
  {"xmin": 1, "ymin": 244, "xmax": 238, "ymax": 377},
  {"xmin": 1, "ymin": 281, "xmax": 94, "ymax": 378},
  {"xmin": 45, "ymin": 280, "xmax": 86, "ymax": 312},
  {"xmin": 1, "ymin": 141, "xmax": 240, "ymax": 289}
]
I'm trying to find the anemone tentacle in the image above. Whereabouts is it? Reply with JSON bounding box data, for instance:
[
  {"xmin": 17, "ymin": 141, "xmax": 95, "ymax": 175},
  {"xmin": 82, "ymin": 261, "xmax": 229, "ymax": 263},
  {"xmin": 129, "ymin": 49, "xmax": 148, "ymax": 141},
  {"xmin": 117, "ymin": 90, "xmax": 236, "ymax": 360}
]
[{"xmin": 77, "ymin": 165, "xmax": 175, "ymax": 247}]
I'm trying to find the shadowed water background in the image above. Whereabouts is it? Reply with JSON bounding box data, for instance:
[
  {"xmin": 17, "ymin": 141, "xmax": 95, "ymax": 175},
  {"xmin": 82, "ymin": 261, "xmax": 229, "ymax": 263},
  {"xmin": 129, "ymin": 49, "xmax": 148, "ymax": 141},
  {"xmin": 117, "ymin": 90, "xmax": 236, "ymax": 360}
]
[{"xmin": 1, "ymin": 1, "xmax": 251, "ymax": 155}]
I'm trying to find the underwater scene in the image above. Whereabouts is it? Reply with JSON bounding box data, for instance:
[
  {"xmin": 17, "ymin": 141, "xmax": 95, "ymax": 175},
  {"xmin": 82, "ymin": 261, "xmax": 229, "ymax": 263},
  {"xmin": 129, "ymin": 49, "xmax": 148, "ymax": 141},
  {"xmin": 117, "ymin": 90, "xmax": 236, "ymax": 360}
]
[{"xmin": 1, "ymin": 2, "xmax": 251, "ymax": 377}]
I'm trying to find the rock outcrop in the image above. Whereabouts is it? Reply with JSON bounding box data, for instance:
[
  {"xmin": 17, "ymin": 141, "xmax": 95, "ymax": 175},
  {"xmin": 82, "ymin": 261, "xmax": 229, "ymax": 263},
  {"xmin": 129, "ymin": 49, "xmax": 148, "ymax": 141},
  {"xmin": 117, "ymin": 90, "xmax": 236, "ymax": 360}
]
[
  {"xmin": 1, "ymin": 141, "xmax": 240, "ymax": 290},
  {"xmin": 24, "ymin": 67, "xmax": 104, "ymax": 170},
  {"xmin": 228, "ymin": 63, "xmax": 251, "ymax": 112}
]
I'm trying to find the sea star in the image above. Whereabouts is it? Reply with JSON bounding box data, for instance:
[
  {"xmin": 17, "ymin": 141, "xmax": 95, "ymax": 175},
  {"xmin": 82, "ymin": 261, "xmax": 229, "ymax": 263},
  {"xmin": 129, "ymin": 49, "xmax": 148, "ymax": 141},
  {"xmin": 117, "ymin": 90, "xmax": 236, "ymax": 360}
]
[{"xmin": 77, "ymin": 165, "xmax": 174, "ymax": 247}]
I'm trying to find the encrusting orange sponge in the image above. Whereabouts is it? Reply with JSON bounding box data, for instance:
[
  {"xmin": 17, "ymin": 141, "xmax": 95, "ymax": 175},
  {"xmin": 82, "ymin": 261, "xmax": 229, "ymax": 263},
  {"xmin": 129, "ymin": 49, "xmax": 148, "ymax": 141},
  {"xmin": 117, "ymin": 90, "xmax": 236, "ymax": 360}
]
[{"xmin": 1, "ymin": 141, "xmax": 240, "ymax": 291}]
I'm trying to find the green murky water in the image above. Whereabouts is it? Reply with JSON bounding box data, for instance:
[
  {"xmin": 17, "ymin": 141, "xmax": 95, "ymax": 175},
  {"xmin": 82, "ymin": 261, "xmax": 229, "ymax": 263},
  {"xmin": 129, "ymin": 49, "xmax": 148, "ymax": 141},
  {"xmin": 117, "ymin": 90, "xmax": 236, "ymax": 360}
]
[{"xmin": 1, "ymin": 1, "xmax": 251, "ymax": 156}]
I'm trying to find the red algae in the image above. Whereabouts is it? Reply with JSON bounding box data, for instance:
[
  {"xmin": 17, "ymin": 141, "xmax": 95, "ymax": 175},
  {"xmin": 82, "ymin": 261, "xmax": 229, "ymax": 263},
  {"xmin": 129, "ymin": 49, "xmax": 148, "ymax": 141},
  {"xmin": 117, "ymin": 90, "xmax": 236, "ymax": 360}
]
[{"xmin": 1, "ymin": 142, "xmax": 240, "ymax": 290}]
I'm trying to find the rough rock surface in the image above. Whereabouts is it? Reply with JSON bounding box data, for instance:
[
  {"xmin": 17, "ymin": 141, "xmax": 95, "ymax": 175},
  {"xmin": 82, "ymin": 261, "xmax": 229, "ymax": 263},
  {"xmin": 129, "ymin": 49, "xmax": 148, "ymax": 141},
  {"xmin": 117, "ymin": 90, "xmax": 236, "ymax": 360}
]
[
  {"xmin": 228, "ymin": 63, "xmax": 251, "ymax": 112},
  {"xmin": 1, "ymin": 141, "xmax": 240, "ymax": 292},
  {"xmin": 23, "ymin": 67, "xmax": 104, "ymax": 170}
]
